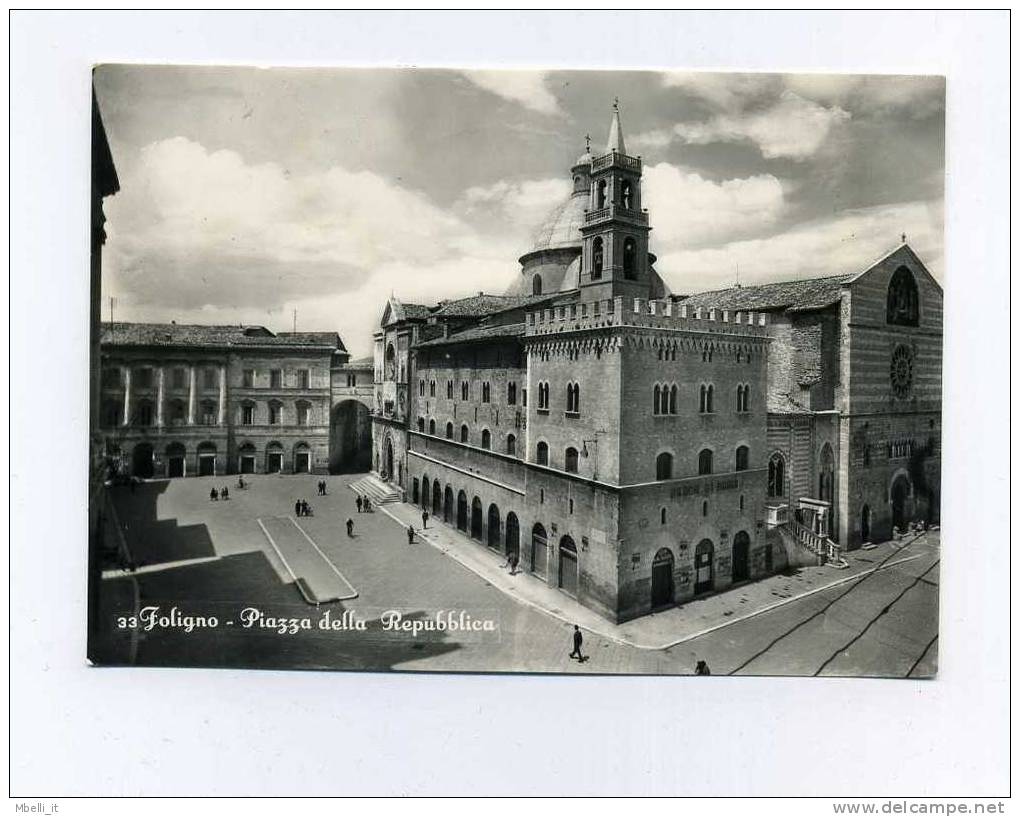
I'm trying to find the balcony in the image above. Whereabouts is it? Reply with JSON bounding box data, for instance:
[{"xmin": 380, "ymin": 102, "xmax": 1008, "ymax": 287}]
[
  {"xmin": 590, "ymin": 152, "xmax": 642, "ymax": 174},
  {"xmin": 583, "ymin": 203, "xmax": 648, "ymax": 226}
]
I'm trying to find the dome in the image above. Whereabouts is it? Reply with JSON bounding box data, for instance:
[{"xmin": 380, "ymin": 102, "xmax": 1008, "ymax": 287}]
[
  {"xmin": 528, "ymin": 190, "xmax": 587, "ymax": 253},
  {"xmin": 560, "ymin": 256, "xmax": 581, "ymax": 291},
  {"xmin": 573, "ymin": 150, "xmax": 592, "ymax": 166}
]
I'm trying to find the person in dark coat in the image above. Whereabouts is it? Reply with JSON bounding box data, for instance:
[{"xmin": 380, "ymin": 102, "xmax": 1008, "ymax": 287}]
[
  {"xmin": 301, "ymin": 500, "xmax": 310, "ymax": 517},
  {"xmin": 509, "ymin": 553, "xmax": 519, "ymax": 575},
  {"xmin": 569, "ymin": 625, "xmax": 584, "ymax": 661},
  {"xmin": 294, "ymin": 500, "xmax": 302, "ymax": 517},
  {"xmin": 422, "ymin": 509, "xmax": 429, "ymax": 529},
  {"xmin": 407, "ymin": 525, "xmax": 415, "ymax": 545},
  {"xmin": 695, "ymin": 660, "xmax": 711, "ymax": 676},
  {"xmin": 220, "ymin": 487, "xmax": 229, "ymax": 501},
  {"xmin": 210, "ymin": 488, "xmax": 219, "ymax": 501},
  {"xmin": 345, "ymin": 518, "xmax": 354, "ymax": 537},
  {"xmin": 356, "ymin": 495, "xmax": 363, "ymax": 513}
]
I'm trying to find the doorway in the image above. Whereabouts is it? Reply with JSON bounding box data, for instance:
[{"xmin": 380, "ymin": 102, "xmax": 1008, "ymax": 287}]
[
  {"xmin": 651, "ymin": 548, "xmax": 675, "ymax": 609},
  {"xmin": 558, "ymin": 536, "xmax": 578, "ymax": 597},
  {"xmin": 891, "ymin": 477, "xmax": 911, "ymax": 531},
  {"xmin": 294, "ymin": 447, "xmax": 310, "ymax": 473},
  {"xmin": 531, "ymin": 524, "xmax": 547, "ymax": 578},
  {"xmin": 132, "ymin": 443, "xmax": 154, "ymax": 479},
  {"xmin": 732, "ymin": 531, "xmax": 750, "ymax": 583},
  {"xmin": 694, "ymin": 539, "xmax": 714, "ymax": 595}
]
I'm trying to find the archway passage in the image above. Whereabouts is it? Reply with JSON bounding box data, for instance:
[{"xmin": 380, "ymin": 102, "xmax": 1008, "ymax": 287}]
[
  {"xmin": 265, "ymin": 443, "xmax": 283, "ymax": 474},
  {"xmin": 166, "ymin": 443, "xmax": 186, "ymax": 478},
  {"xmin": 330, "ymin": 400, "xmax": 372, "ymax": 473},
  {"xmin": 197, "ymin": 442, "xmax": 217, "ymax": 477},
  {"xmin": 294, "ymin": 443, "xmax": 311, "ymax": 473},
  {"xmin": 384, "ymin": 438, "xmax": 395, "ymax": 482},
  {"xmin": 891, "ymin": 476, "xmax": 911, "ymax": 531},
  {"xmin": 694, "ymin": 539, "xmax": 714, "ymax": 595},
  {"xmin": 238, "ymin": 443, "xmax": 256, "ymax": 474},
  {"xmin": 531, "ymin": 524, "xmax": 547, "ymax": 578},
  {"xmin": 471, "ymin": 497, "xmax": 484, "ymax": 541},
  {"xmin": 420, "ymin": 477, "xmax": 430, "ymax": 509},
  {"xmin": 432, "ymin": 481, "xmax": 442, "ymax": 517},
  {"xmin": 732, "ymin": 531, "xmax": 751, "ymax": 583},
  {"xmin": 444, "ymin": 486, "xmax": 453, "ymax": 524},
  {"xmin": 558, "ymin": 536, "xmax": 578, "ymax": 597},
  {"xmin": 456, "ymin": 491, "xmax": 468, "ymax": 532},
  {"xmin": 132, "ymin": 443, "xmax": 154, "ymax": 479},
  {"xmin": 505, "ymin": 513, "xmax": 520, "ymax": 559},
  {"xmin": 651, "ymin": 548, "xmax": 675, "ymax": 609},
  {"xmin": 487, "ymin": 504, "xmax": 501, "ymax": 550}
]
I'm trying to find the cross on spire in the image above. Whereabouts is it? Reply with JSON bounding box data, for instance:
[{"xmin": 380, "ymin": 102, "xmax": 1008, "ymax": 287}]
[
  {"xmin": 901, "ymin": 232, "xmax": 907, "ymax": 244},
  {"xmin": 584, "ymin": 133, "xmax": 591, "ymax": 151}
]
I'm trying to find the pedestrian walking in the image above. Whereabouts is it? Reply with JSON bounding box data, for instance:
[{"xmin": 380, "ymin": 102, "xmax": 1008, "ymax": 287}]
[
  {"xmin": 355, "ymin": 495, "xmax": 363, "ymax": 513},
  {"xmin": 569, "ymin": 625, "xmax": 584, "ymax": 661},
  {"xmin": 301, "ymin": 499, "xmax": 310, "ymax": 517},
  {"xmin": 363, "ymin": 497, "xmax": 372, "ymax": 513},
  {"xmin": 210, "ymin": 488, "xmax": 219, "ymax": 502},
  {"xmin": 220, "ymin": 487, "xmax": 229, "ymax": 501},
  {"xmin": 346, "ymin": 518, "xmax": 354, "ymax": 537},
  {"xmin": 321, "ymin": 481, "xmax": 328, "ymax": 496},
  {"xmin": 294, "ymin": 500, "xmax": 302, "ymax": 517},
  {"xmin": 509, "ymin": 553, "xmax": 519, "ymax": 575},
  {"xmin": 422, "ymin": 509, "xmax": 429, "ymax": 529},
  {"xmin": 407, "ymin": 525, "xmax": 415, "ymax": 545},
  {"xmin": 694, "ymin": 660, "xmax": 711, "ymax": 676}
]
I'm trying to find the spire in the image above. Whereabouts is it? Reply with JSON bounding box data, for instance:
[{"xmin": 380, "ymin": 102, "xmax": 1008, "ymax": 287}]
[{"xmin": 606, "ymin": 97, "xmax": 626, "ymax": 155}]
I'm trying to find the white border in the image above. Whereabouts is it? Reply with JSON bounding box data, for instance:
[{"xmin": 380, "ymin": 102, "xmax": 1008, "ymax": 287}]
[{"xmin": 8, "ymin": 10, "xmax": 1011, "ymax": 797}]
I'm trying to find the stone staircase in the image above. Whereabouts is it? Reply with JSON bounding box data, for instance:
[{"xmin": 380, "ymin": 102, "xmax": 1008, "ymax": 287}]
[
  {"xmin": 780, "ymin": 520, "xmax": 848, "ymax": 569},
  {"xmin": 348, "ymin": 473, "xmax": 402, "ymax": 505}
]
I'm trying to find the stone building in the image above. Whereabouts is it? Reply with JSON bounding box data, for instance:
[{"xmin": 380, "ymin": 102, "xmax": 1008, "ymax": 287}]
[
  {"xmin": 98, "ymin": 322, "xmax": 367, "ymax": 478},
  {"xmin": 681, "ymin": 242, "xmax": 943, "ymax": 549},
  {"xmin": 375, "ymin": 104, "xmax": 786, "ymax": 622}
]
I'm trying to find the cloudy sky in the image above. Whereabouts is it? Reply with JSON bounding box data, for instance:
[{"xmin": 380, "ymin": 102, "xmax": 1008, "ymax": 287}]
[{"xmin": 94, "ymin": 66, "xmax": 944, "ymax": 357}]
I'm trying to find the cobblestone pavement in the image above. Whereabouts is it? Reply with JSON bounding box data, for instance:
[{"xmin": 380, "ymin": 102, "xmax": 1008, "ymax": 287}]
[{"xmin": 94, "ymin": 472, "xmax": 938, "ymax": 677}]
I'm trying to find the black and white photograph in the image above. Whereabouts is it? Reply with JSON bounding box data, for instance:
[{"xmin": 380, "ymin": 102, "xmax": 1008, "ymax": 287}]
[
  {"xmin": 10, "ymin": 10, "xmax": 1010, "ymax": 801},
  {"xmin": 86, "ymin": 63, "xmax": 945, "ymax": 678}
]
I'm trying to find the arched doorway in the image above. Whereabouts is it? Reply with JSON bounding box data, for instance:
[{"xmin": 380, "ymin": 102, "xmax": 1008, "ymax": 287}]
[
  {"xmin": 166, "ymin": 443, "xmax": 186, "ymax": 478},
  {"xmin": 197, "ymin": 442, "xmax": 217, "ymax": 477},
  {"xmin": 505, "ymin": 513, "xmax": 520, "ymax": 559},
  {"xmin": 732, "ymin": 531, "xmax": 750, "ymax": 583},
  {"xmin": 470, "ymin": 497, "xmax": 483, "ymax": 540},
  {"xmin": 421, "ymin": 476, "xmax": 430, "ymax": 509},
  {"xmin": 558, "ymin": 536, "xmax": 578, "ymax": 597},
  {"xmin": 456, "ymin": 490, "xmax": 468, "ymax": 532},
  {"xmin": 265, "ymin": 442, "xmax": 283, "ymax": 474},
  {"xmin": 432, "ymin": 481, "xmax": 442, "ymax": 516},
  {"xmin": 132, "ymin": 443, "xmax": 154, "ymax": 479},
  {"xmin": 651, "ymin": 547, "xmax": 675, "ymax": 610},
  {"xmin": 444, "ymin": 486, "xmax": 453, "ymax": 523},
  {"xmin": 293, "ymin": 442, "xmax": 311, "ymax": 473},
  {"xmin": 891, "ymin": 476, "xmax": 912, "ymax": 531},
  {"xmin": 329, "ymin": 399, "xmax": 372, "ymax": 473},
  {"xmin": 861, "ymin": 504, "xmax": 872, "ymax": 543},
  {"xmin": 384, "ymin": 438, "xmax": 394, "ymax": 481},
  {"xmin": 487, "ymin": 504, "xmax": 501, "ymax": 550},
  {"xmin": 238, "ymin": 443, "xmax": 256, "ymax": 474},
  {"xmin": 694, "ymin": 539, "xmax": 714, "ymax": 595},
  {"xmin": 531, "ymin": 523, "xmax": 547, "ymax": 577}
]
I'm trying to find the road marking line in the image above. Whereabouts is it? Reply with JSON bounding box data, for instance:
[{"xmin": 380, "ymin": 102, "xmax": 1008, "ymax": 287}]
[
  {"xmin": 288, "ymin": 516, "xmax": 359, "ymax": 600},
  {"xmin": 101, "ymin": 555, "xmax": 222, "ymax": 579}
]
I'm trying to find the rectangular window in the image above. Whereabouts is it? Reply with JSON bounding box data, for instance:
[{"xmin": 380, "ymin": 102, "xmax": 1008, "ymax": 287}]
[
  {"xmin": 270, "ymin": 369, "xmax": 282, "ymax": 389},
  {"xmin": 297, "ymin": 404, "xmax": 309, "ymax": 426},
  {"xmin": 447, "ymin": 381, "xmax": 454, "ymax": 399},
  {"xmin": 461, "ymin": 382, "xmax": 469, "ymax": 401},
  {"xmin": 507, "ymin": 382, "xmax": 517, "ymax": 405},
  {"xmin": 269, "ymin": 404, "xmax": 281, "ymax": 425},
  {"xmin": 242, "ymin": 405, "xmax": 255, "ymax": 425},
  {"xmin": 102, "ymin": 368, "xmax": 121, "ymax": 389},
  {"xmin": 242, "ymin": 369, "xmax": 255, "ymax": 388},
  {"xmin": 170, "ymin": 368, "xmax": 186, "ymax": 389},
  {"xmin": 201, "ymin": 403, "xmax": 216, "ymax": 426},
  {"xmin": 135, "ymin": 368, "xmax": 153, "ymax": 388},
  {"xmin": 297, "ymin": 370, "xmax": 310, "ymax": 389},
  {"xmin": 204, "ymin": 368, "xmax": 217, "ymax": 389},
  {"xmin": 522, "ymin": 388, "xmax": 527, "ymax": 407}
]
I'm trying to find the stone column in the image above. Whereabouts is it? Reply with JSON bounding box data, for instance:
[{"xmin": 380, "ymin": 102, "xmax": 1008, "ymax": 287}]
[
  {"xmin": 218, "ymin": 364, "xmax": 227, "ymax": 425},
  {"xmin": 122, "ymin": 366, "xmax": 132, "ymax": 426},
  {"xmin": 187, "ymin": 366, "xmax": 196, "ymax": 425},
  {"xmin": 155, "ymin": 366, "xmax": 165, "ymax": 427}
]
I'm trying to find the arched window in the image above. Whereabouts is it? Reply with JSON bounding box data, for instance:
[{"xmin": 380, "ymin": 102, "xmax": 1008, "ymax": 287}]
[
  {"xmin": 536, "ymin": 441, "xmax": 549, "ymax": 466},
  {"xmin": 460, "ymin": 424, "xmax": 469, "ymax": 443},
  {"xmin": 419, "ymin": 379, "xmax": 425, "ymax": 396},
  {"xmin": 706, "ymin": 384, "xmax": 714, "ymax": 413},
  {"xmin": 698, "ymin": 448, "xmax": 713, "ymax": 475},
  {"xmin": 384, "ymin": 344, "xmax": 396, "ymax": 380},
  {"xmin": 623, "ymin": 237, "xmax": 637, "ymax": 279},
  {"xmin": 445, "ymin": 421, "xmax": 454, "ymax": 439},
  {"xmin": 481, "ymin": 429, "xmax": 491, "ymax": 450},
  {"xmin": 655, "ymin": 452, "xmax": 673, "ymax": 481},
  {"xmin": 660, "ymin": 507, "xmax": 667, "ymax": 525},
  {"xmin": 566, "ymin": 382, "xmax": 580, "ymax": 414},
  {"xmin": 446, "ymin": 380, "xmax": 454, "ymax": 399},
  {"xmin": 417, "ymin": 417, "xmax": 425, "ymax": 432},
  {"xmin": 430, "ymin": 380, "xmax": 436, "ymax": 397},
  {"xmin": 591, "ymin": 237, "xmax": 604, "ymax": 278},
  {"xmin": 507, "ymin": 382, "xmax": 517, "ymax": 405},
  {"xmin": 735, "ymin": 445, "xmax": 749, "ymax": 472},
  {"xmin": 653, "ymin": 384, "xmax": 662, "ymax": 415},
  {"xmin": 669, "ymin": 384, "xmax": 678, "ymax": 415},
  {"xmin": 481, "ymin": 382, "xmax": 491, "ymax": 403},
  {"xmin": 565, "ymin": 447, "xmax": 579, "ymax": 473},
  {"xmin": 887, "ymin": 266, "xmax": 919, "ymax": 326},
  {"xmin": 537, "ymin": 381, "xmax": 549, "ymax": 410},
  {"xmin": 620, "ymin": 179, "xmax": 632, "ymax": 209},
  {"xmin": 506, "ymin": 433, "xmax": 517, "ymax": 456},
  {"xmin": 532, "ymin": 274, "xmax": 543, "ymax": 295},
  {"xmin": 700, "ymin": 384, "xmax": 713, "ymax": 414},
  {"xmin": 428, "ymin": 419, "xmax": 436, "ymax": 435},
  {"xmin": 768, "ymin": 453, "xmax": 786, "ymax": 498},
  {"xmin": 596, "ymin": 179, "xmax": 607, "ymax": 209}
]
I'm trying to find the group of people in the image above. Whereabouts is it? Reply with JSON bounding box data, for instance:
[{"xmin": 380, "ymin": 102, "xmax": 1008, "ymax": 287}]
[
  {"xmin": 294, "ymin": 499, "xmax": 313, "ymax": 517},
  {"xmin": 354, "ymin": 495, "xmax": 373, "ymax": 513},
  {"xmin": 316, "ymin": 480, "xmax": 328, "ymax": 496},
  {"xmin": 209, "ymin": 487, "xmax": 229, "ymax": 501}
]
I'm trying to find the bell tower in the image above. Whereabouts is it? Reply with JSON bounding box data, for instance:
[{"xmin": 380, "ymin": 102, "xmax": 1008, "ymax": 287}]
[{"xmin": 579, "ymin": 100, "xmax": 652, "ymax": 302}]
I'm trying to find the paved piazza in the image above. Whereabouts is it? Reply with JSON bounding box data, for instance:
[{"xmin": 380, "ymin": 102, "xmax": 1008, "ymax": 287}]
[{"xmin": 96, "ymin": 473, "xmax": 939, "ymax": 677}]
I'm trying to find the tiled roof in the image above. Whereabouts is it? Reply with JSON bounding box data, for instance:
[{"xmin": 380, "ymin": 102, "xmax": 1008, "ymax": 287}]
[
  {"xmin": 345, "ymin": 355, "xmax": 374, "ymax": 368},
  {"xmin": 415, "ymin": 322, "xmax": 526, "ymax": 348},
  {"xmin": 432, "ymin": 293, "xmax": 553, "ymax": 318},
  {"xmin": 100, "ymin": 322, "xmax": 344, "ymax": 350},
  {"xmin": 399, "ymin": 303, "xmax": 433, "ymax": 320},
  {"xmin": 680, "ymin": 274, "xmax": 852, "ymax": 313}
]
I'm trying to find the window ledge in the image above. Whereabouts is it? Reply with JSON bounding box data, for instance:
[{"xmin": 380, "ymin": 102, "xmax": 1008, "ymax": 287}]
[
  {"xmin": 536, "ymin": 408, "xmax": 550, "ymax": 415},
  {"xmin": 564, "ymin": 411, "xmax": 580, "ymax": 419}
]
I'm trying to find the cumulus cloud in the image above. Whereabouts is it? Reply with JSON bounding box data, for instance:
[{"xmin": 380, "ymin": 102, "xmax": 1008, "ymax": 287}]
[
  {"xmin": 655, "ymin": 198, "xmax": 944, "ymax": 294},
  {"xmin": 659, "ymin": 72, "xmax": 778, "ymax": 110},
  {"xmin": 104, "ymin": 137, "xmax": 569, "ymax": 356},
  {"xmin": 642, "ymin": 162, "xmax": 787, "ymax": 249},
  {"xmin": 462, "ymin": 70, "xmax": 561, "ymax": 115},
  {"xmin": 634, "ymin": 91, "xmax": 850, "ymax": 160}
]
